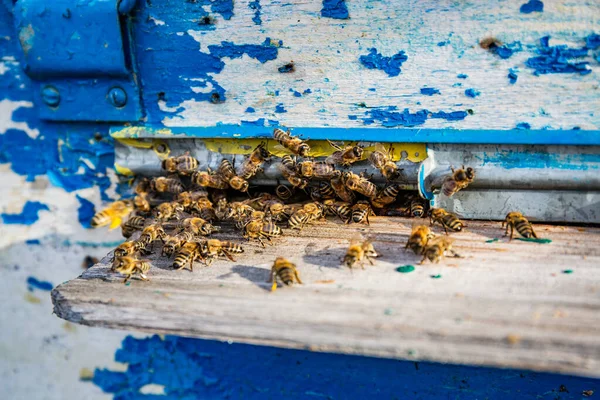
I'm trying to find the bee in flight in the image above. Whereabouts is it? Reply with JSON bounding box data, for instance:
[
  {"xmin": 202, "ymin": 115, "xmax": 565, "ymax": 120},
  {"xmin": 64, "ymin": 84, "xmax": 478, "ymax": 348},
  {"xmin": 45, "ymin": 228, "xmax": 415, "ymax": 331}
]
[
  {"xmin": 273, "ymin": 128, "xmax": 310, "ymax": 157},
  {"xmin": 112, "ymin": 256, "xmax": 151, "ymax": 284},
  {"xmin": 430, "ymin": 208, "xmax": 464, "ymax": 234},
  {"xmin": 405, "ymin": 225, "xmax": 434, "ymax": 255},
  {"xmin": 441, "ymin": 165, "xmax": 475, "ymax": 197},
  {"xmin": 162, "ymin": 153, "xmax": 199, "ymax": 175},
  {"xmin": 269, "ymin": 257, "xmax": 303, "ymax": 291},
  {"xmin": 343, "ymin": 240, "xmax": 378, "ymax": 269},
  {"xmin": 369, "ymin": 146, "xmax": 401, "ymax": 181},
  {"xmin": 420, "ymin": 236, "xmax": 459, "ymax": 264},
  {"xmin": 503, "ymin": 212, "xmax": 538, "ymax": 240},
  {"xmin": 237, "ymin": 142, "xmax": 270, "ymax": 180},
  {"xmin": 91, "ymin": 200, "xmax": 134, "ymax": 230},
  {"xmin": 218, "ymin": 159, "xmax": 249, "ymax": 192},
  {"xmin": 326, "ymin": 140, "xmax": 364, "ymax": 167}
]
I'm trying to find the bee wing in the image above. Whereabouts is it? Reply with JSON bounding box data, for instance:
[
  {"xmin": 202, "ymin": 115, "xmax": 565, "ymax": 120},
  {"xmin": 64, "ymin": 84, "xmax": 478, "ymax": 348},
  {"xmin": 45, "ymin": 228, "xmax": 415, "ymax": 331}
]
[
  {"xmin": 109, "ymin": 217, "xmax": 123, "ymax": 230},
  {"xmin": 326, "ymin": 139, "xmax": 344, "ymax": 151}
]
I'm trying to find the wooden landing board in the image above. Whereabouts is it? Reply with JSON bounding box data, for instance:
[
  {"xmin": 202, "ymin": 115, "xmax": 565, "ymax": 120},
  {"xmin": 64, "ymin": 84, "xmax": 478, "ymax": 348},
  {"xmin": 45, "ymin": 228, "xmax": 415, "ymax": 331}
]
[{"xmin": 52, "ymin": 217, "xmax": 600, "ymax": 377}]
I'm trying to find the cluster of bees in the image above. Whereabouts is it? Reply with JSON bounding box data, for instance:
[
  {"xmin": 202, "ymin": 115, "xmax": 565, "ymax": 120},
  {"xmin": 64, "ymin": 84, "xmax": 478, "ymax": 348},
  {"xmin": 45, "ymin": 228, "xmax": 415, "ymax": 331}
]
[{"xmin": 90, "ymin": 129, "xmax": 539, "ymax": 287}]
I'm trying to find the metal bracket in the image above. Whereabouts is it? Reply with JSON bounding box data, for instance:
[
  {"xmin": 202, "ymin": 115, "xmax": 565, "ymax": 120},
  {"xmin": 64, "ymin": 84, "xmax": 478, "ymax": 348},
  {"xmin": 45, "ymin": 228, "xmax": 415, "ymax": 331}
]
[{"xmin": 13, "ymin": 0, "xmax": 142, "ymax": 122}]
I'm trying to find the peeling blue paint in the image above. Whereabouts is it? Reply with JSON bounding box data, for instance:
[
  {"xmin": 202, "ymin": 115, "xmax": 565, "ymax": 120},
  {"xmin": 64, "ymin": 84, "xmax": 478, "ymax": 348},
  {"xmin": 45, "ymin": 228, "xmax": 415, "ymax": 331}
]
[
  {"xmin": 76, "ymin": 195, "xmax": 96, "ymax": 229},
  {"xmin": 1, "ymin": 201, "xmax": 49, "ymax": 225},
  {"xmin": 508, "ymin": 69, "xmax": 519, "ymax": 84},
  {"xmin": 208, "ymin": 40, "xmax": 279, "ymax": 64},
  {"xmin": 517, "ymin": 122, "xmax": 532, "ymax": 130},
  {"xmin": 520, "ymin": 0, "xmax": 544, "ymax": 14},
  {"xmin": 245, "ymin": 107, "xmax": 256, "ymax": 113},
  {"xmin": 275, "ymin": 104, "xmax": 287, "ymax": 113},
  {"xmin": 25, "ymin": 239, "xmax": 41, "ymax": 245},
  {"xmin": 465, "ymin": 89, "xmax": 480, "ymax": 98},
  {"xmin": 359, "ymin": 48, "xmax": 408, "ymax": 77},
  {"xmin": 27, "ymin": 276, "xmax": 53, "ymax": 292},
  {"xmin": 477, "ymin": 150, "xmax": 600, "ymax": 171},
  {"xmin": 361, "ymin": 107, "xmax": 468, "ymax": 127},
  {"xmin": 437, "ymin": 41, "xmax": 448, "ymax": 47},
  {"xmin": 526, "ymin": 36, "xmax": 590, "ymax": 75},
  {"xmin": 211, "ymin": 0, "xmax": 235, "ymax": 20},
  {"xmin": 321, "ymin": 0, "xmax": 349, "ymax": 20},
  {"xmin": 457, "ymin": 74, "xmax": 468, "ymax": 79},
  {"xmin": 241, "ymin": 118, "xmax": 266, "ymax": 126},
  {"xmin": 420, "ymin": 88, "xmax": 440, "ymax": 96},
  {"xmin": 585, "ymin": 34, "xmax": 600, "ymax": 49},
  {"xmin": 490, "ymin": 42, "xmax": 522, "ymax": 59},
  {"xmin": 249, "ymin": 1, "xmax": 261, "ymax": 25},
  {"xmin": 303, "ymin": 89, "xmax": 312, "ymax": 94},
  {"xmin": 348, "ymin": 115, "xmax": 358, "ymax": 120}
]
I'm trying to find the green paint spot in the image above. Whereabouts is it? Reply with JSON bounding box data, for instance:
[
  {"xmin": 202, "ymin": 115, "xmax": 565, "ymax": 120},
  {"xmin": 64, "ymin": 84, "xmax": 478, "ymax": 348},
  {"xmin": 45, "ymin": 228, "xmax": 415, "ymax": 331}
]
[
  {"xmin": 485, "ymin": 238, "xmax": 499, "ymax": 243},
  {"xmin": 396, "ymin": 265, "xmax": 415, "ymax": 273},
  {"xmin": 407, "ymin": 349, "xmax": 415, "ymax": 356},
  {"xmin": 430, "ymin": 274, "xmax": 442, "ymax": 279},
  {"xmin": 516, "ymin": 237, "xmax": 552, "ymax": 244},
  {"xmin": 563, "ymin": 269, "xmax": 574, "ymax": 274},
  {"xmin": 125, "ymin": 281, "xmax": 131, "ymax": 286},
  {"xmin": 384, "ymin": 308, "xmax": 393, "ymax": 315}
]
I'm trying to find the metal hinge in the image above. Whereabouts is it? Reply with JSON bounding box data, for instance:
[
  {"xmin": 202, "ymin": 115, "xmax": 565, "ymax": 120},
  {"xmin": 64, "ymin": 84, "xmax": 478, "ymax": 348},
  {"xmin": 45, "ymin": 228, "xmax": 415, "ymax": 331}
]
[{"xmin": 13, "ymin": 0, "xmax": 142, "ymax": 122}]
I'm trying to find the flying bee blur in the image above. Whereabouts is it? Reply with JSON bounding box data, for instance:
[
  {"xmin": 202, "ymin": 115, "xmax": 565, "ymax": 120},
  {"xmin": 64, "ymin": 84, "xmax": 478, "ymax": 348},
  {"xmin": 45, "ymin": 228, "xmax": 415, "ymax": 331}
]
[
  {"xmin": 243, "ymin": 219, "xmax": 282, "ymax": 247},
  {"xmin": 173, "ymin": 241, "xmax": 203, "ymax": 271},
  {"xmin": 273, "ymin": 128, "xmax": 310, "ymax": 157},
  {"xmin": 269, "ymin": 257, "xmax": 302, "ymax": 291},
  {"xmin": 199, "ymin": 239, "xmax": 244, "ymax": 266},
  {"xmin": 111, "ymin": 241, "xmax": 138, "ymax": 265},
  {"xmin": 308, "ymin": 181, "xmax": 336, "ymax": 202},
  {"xmin": 135, "ymin": 224, "xmax": 167, "ymax": 254},
  {"xmin": 112, "ymin": 256, "xmax": 151, "ymax": 283},
  {"xmin": 217, "ymin": 159, "xmax": 249, "ymax": 192},
  {"xmin": 237, "ymin": 142, "xmax": 270, "ymax": 179},
  {"xmin": 430, "ymin": 208, "xmax": 465, "ymax": 234},
  {"xmin": 91, "ymin": 200, "xmax": 134, "ymax": 230},
  {"xmin": 151, "ymin": 176, "xmax": 184, "ymax": 194},
  {"xmin": 441, "ymin": 165, "xmax": 475, "ymax": 197},
  {"xmin": 326, "ymin": 140, "xmax": 364, "ymax": 167},
  {"xmin": 275, "ymin": 184, "xmax": 295, "ymax": 201},
  {"xmin": 405, "ymin": 225, "xmax": 434, "ymax": 255},
  {"xmin": 180, "ymin": 217, "xmax": 219, "ymax": 236},
  {"xmin": 350, "ymin": 201, "xmax": 375, "ymax": 225},
  {"xmin": 330, "ymin": 171, "xmax": 356, "ymax": 203},
  {"xmin": 503, "ymin": 211, "xmax": 538, "ymax": 240},
  {"xmin": 154, "ymin": 201, "xmax": 185, "ymax": 222},
  {"xmin": 369, "ymin": 147, "xmax": 401, "ymax": 181},
  {"xmin": 421, "ymin": 236, "xmax": 459, "ymax": 264},
  {"xmin": 162, "ymin": 231, "xmax": 195, "ymax": 258},
  {"xmin": 191, "ymin": 170, "xmax": 230, "ymax": 190},
  {"xmin": 296, "ymin": 160, "xmax": 336, "ymax": 179},
  {"xmin": 121, "ymin": 216, "xmax": 147, "ymax": 238},
  {"xmin": 279, "ymin": 160, "xmax": 309, "ymax": 189},
  {"xmin": 370, "ymin": 183, "xmax": 403, "ymax": 208},
  {"xmin": 343, "ymin": 240, "xmax": 378, "ymax": 269},
  {"xmin": 410, "ymin": 198, "xmax": 427, "ymax": 218},
  {"xmin": 162, "ymin": 153, "xmax": 199, "ymax": 175},
  {"xmin": 344, "ymin": 172, "xmax": 377, "ymax": 198}
]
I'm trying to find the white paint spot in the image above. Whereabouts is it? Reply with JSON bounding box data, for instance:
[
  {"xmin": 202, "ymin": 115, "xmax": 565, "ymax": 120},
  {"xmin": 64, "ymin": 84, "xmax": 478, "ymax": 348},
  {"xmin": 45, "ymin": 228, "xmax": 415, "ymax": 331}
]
[
  {"xmin": 149, "ymin": 16, "xmax": 166, "ymax": 26},
  {"xmin": 0, "ymin": 63, "xmax": 9, "ymax": 75},
  {"xmin": 139, "ymin": 384, "xmax": 166, "ymax": 395},
  {"xmin": 0, "ymin": 100, "xmax": 40, "ymax": 139}
]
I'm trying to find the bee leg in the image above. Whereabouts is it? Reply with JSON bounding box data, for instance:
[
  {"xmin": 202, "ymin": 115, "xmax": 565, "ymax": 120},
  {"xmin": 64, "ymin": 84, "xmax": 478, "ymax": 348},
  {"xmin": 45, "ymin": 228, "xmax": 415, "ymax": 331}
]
[
  {"xmin": 509, "ymin": 225, "xmax": 514, "ymax": 241},
  {"xmin": 367, "ymin": 257, "xmax": 375, "ymax": 266},
  {"xmin": 294, "ymin": 270, "xmax": 303, "ymax": 285},
  {"xmin": 123, "ymin": 274, "xmax": 132, "ymax": 284},
  {"xmin": 221, "ymin": 250, "xmax": 236, "ymax": 262},
  {"xmin": 531, "ymin": 226, "xmax": 539, "ymax": 238},
  {"xmin": 443, "ymin": 226, "xmax": 449, "ymax": 235}
]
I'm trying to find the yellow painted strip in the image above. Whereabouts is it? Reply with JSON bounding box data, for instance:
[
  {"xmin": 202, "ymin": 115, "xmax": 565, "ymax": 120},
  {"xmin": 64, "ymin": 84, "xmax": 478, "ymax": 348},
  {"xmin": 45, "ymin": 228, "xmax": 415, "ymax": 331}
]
[
  {"xmin": 112, "ymin": 126, "xmax": 174, "ymax": 139},
  {"xmin": 114, "ymin": 163, "xmax": 135, "ymax": 176}
]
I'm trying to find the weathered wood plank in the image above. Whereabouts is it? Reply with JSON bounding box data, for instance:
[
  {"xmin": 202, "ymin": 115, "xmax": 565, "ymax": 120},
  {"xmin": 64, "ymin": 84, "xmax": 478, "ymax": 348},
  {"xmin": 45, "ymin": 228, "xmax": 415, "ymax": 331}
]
[{"xmin": 52, "ymin": 217, "xmax": 600, "ymax": 377}]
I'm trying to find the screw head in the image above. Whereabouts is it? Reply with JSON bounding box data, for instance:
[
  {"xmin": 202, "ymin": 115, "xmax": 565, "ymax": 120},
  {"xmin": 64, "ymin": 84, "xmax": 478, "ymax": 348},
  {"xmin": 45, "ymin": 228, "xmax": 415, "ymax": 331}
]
[
  {"xmin": 41, "ymin": 86, "xmax": 60, "ymax": 107},
  {"xmin": 108, "ymin": 87, "xmax": 127, "ymax": 108}
]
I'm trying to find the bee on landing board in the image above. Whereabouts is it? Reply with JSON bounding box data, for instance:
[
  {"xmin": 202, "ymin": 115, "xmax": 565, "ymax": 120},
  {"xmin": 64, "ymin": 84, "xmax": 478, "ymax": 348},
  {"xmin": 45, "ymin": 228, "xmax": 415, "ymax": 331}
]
[
  {"xmin": 329, "ymin": 171, "xmax": 356, "ymax": 203},
  {"xmin": 199, "ymin": 239, "xmax": 244, "ymax": 266},
  {"xmin": 269, "ymin": 257, "xmax": 302, "ymax": 291},
  {"xmin": 430, "ymin": 208, "xmax": 465, "ymax": 234},
  {"xmin": 162, "ymin": 153, "xmax": 199, "ymax": 175},
  {"xmin": 405, "ymin": 225, "xmax": 434, "ymax": 255},
  {"xmin": 218, "ymin": 159, "xmax": 249, "ymax": 193},
  {"xmin": 173, "ymin": 241, "xmax": 203, "ymax": 271},
  {"xmin": 326, "ymin": 140, "xmax": 364, "ymax": 167},
  {"xmin": 343, "ymin": 240, "xmax": 378, "ymax": 269},
  {"xmin": 237, "ymin": 142, "xmax": 270, "ymax": 180},
  {"xmin": 112, "ymin": 256, "xmax": 151, "ymax": 284},
  {"xmin": 192, "ymin": 170, "xmax": 230, "ymax": 190},
  {"xmin": 279, "ymin": 156, "xmax": 309, "ymax": 189},
  {"xmin": 180, "ymin": 217, "xmax": 220, "ymax": 236},
  {"xmin": 410, "ymin": 198, "xmax": 427, "ymax": 218},
  {"xmin": 121, "ymin": 215, "xmax": 148, "ymax": 238},
  {"xmin": 370, "ymin": 183, "xmax": 404, "ymax": 209},
  {"xmin": 111, "ymin": 241, "xmax": 138, "ymax": 266},
  {"xmin": 273, "ymin": 128, "xmax": 310, "ymax": 157},
  {"xmin": 91, "ymin": 200, "xmax": 134, "ymax": 230},
  {"xmin": 154, "ymin": 201, "xmax": 185, "ymax": 222},
  {"xmin": 162, "ymin": 231, "xmax": 196, "ymax": 258},
  {"xmin": 308, "ymin": 181, "xmax": 336, "ymax": 202},
  {"xmin": 420, "ymin": 236, "xmax": 459, "ymax": 264},
  {"xmin": 350, "ymin": 201, "xmax": 374, "ymax": 225},
  {"xmin": 441, "ymin": 165, "xmax": 475, "ymax": 197},
  {"xmin": 134, "ymin": 224, "xmax": 167, "ymax": 254},
  {"xmin": 503, "ymin": 211, "xmax": 538, "ymax": 240},
  {"xmin": 242, "ymin": 219, "xmax": 282, "ymax": 247}
]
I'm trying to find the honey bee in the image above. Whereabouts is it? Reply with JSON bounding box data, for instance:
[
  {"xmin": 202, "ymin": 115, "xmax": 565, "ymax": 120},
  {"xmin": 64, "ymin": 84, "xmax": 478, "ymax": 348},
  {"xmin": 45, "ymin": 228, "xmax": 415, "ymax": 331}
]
[
  {"xmin": 327, "ymin": 201, "xmax": 352, "ymax": 223},
  {"xmin": 370, "ymin": 183, "xmax": 403, "ymax": 208},
  {"xmin": 296, "ymin": 160, "xmax": 336, "ymax": 179},
  {"xmin": 237, "ymin": 142, "xmax": 270, "ymax": 179},
  {"xmin": 302, "ymin": 202, "xmax": 326, "ymax": 223},
  {"xmin": 279, "ymin": 161, "xmax": 309, "ymax": 189},
  {"xmin": 288, "ymin": 209, "xmax": 311, "ymax": 230},
  {"xmin": 173, "ymin": 241, "xmax": 203, "ymax": 271},
  {"xmin": 441, "ymin": 165, "xmax": 475, "ymax": 197},
  {"xmin": 180, "ymin": 217, "xmax": 219, "ymax": 236},
  {"xmin": 112, "ymin": 256, "xmax": 151, "ymax": 283},
  {"xmin": 344, "ymin": 172, "xmax": 377, "ymax": 199},
  {"xmin": 151, "ymin": 176, "xmax": 184, "ymax": 194},
  {"xmin": 350, "ymin": 201, "xmax": 374, "ymax": 225},
  {"xmin": 218, "ymin": 159, "xmax": 249, "ymax": 192},
  {"xmin": 405, "ymin": 225, "xmax": 434, "ymax": 255},
  {"xmin": 343, "ymin": 240, "xmax": 378, "ymax": 269},
  {"xmin": 326, "ymin": 140, "xmax": 364, "ymax": 167},
  {"xmin": 111, "ymin": 241, "xmax": 138, "ymax": 265},
  {"xmin": 177, "ymin": 190, "xmax": 209, "ymax": 211},
  {"xmin": 135, "ymin": 224, "xmax": 167, "ymax": 254},
  {"xmin": 330, "ymin": 171, "xmax": 356, "ymax": 203},
  {"xmin": 430, "ymin": 208, "xmax": 464, "ymax": 234},
  {"xmin": 91, "ymin": 200, "xmax": 134, "ymax": 230},
  {"xmin": 191, "ymin": 170, "xmax": 230, "ymax": 189},
  {"xmin": 421, "ymin": 236, "xmax": 459, "ymax": 264},
  {"xmin": 503, "ymin": 211, "xmax": 538, "ymax": 240},
  {"xmin": 243, "ymin": 219, "xmax": 282, "ymax": 246},
  {"xmin": 275, "ymin": 184, "xmax": 295, "ymax": 201},
  {"xmin": 410, "ymin": 198, "xmax": 427, "ymax": 218},
  {"xmin": 199, "ymin": 239, "xmax": 244, "ymax": 266},
  {"xmin": 121, "ymin": 216, "xmax": 147, "ymax": 238},
  {"xmin": 133, "ymin": 193, "xmax": 151, "ymax": 213},
  {"xmin": 263, "ymin": 199, "xmax": 288, "ymax": 221},
  {"xmin": 308, "ymin": 181, "xmax": 336, "ymax": 202},
  {"xmin": 224, "ymin": 201, "xmax": 255, "ymax": 221},
  {"xmin": 369, "ymin": 148, "xmax": 401, "ymax": 181},
  {"xmin": 273, "ymin": 128, "xmax": 310, "ymax": 157},
  {"xmin": 162, "ymin": 153, "xmax": 199, "ymax": 175},
  {"xmin": 154, "ymin": 201, "xmax": 185, "ymax": 222},
  {"xmin": 162, "ymin": 231, "xmax": 195, "ymax": 258},
  {"xmin": 269, "ymin": 257, "xmax": 302, "ymax": 291}
]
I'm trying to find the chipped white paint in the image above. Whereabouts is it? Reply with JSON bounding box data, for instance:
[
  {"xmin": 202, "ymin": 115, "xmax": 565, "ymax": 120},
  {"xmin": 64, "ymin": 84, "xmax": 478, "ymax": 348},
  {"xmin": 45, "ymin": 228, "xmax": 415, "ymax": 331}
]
[
  {"xmin": 0, "ymin": 100, "xmax": 39, "ymax": 139},
  {"xmin": 166, "ymin": 0, "xmax": 599, "ymax": 130}
]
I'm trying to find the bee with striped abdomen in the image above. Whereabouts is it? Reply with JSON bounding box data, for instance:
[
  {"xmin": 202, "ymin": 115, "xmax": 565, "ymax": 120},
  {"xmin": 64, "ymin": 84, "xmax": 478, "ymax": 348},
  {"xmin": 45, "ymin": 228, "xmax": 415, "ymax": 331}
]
[
  {"xmin": 173, "ymin": 241, "xmax": 203, "ymax": 271},
  {"xmin": 421, "ymin": 236, "xmax": 458, "ymax": 264},
  {"xmin": 192, "ymin": 170, "xmax": 230, "ymax": 190},
  {"xmin": 180, "ymin": 217, "xmax": 220, "ymax": 236},
  {"xmin": 369, "ymin": 147, "xmax": 401, "ymax": 181},
  {"xmin": 370, "ymin": 183, "xmax": 403, "ymax": 208},
  {"xmin": 263, "ymin": 199, "xmax": 288, "ymax": 221},
  {"xmin": 275, "ymin": 184, "xmax": 295, "ymax": 201},
  {"xmin": 330, "ymin": 171, "xmax": 356, "ymax": 203},
  {"xmin": 151, "ymin": 176, "xmax": 184, "ymax": 194},
  {"xmin": 133, "ymin": 178, "xmax": 152, "ymax": 213},
  {"xmin": 441, "ymin": 165, "xmax": 475, "ymax": 197},
  {"xmin": 288, "ymin": 209, "xmax": 311, "ymax": 230},
  {"xmin": 154, "ymin": 201, "xmax": 185, "ymax": 222},
  {"xmin": 273, "ymin": 128, "xmax": 310, "ymax": 157},
  {"xmin": 162, "ymin": 231, "xmax": 195, "ymax": 258},
  {"xmin": 217, "ymin": 159, "xmax": 249, "ymax": 193},
  {"xmin": 302, "ymin": 202, "xmax": 326, "ymax": 223},
  {"xmin": 269, "ymin": 257, "xmax": 302, "ymax": 291},
  {"xmin": 91, "ymin": 200, "xmax": 134, "ymax": 230},
  {"xmin": 503, "ymin": 212, "xmax": 538, "ymax": 240},
  {"xmin": 430, "ymin": 208, "xmax": 464, "ymax": 234},
  {"xmin": 279, "ymin": 159, "xmax": 309, "ymax": 189},
  {"xmin": 350, "ymin": 201, "xmax": 374, "ymax": 225},
  {"xmin": 224, "ymin": 201, "xmax": 255, "ymax": 221},
  {"xmin": 308, "ymin": 181, "xmax": 337, "ymax": 202},
  {"xmin": 177, "ymin": 190, "xmax": 209, "ymax": 211},
  {"xmin": 410, "ymin": 198, "xmax": 427, "ymax": 218},
  {"xmin": 111, "ymin": 241, "xmax": 138, "ymax": 265},
  {"xmin": 296, "ymin": 160, "xmax": 336, "ymax": 179},
  {"xmin": 112, "ymin": 256, "xmax": 151, "ymax": 283},
  {"xmin": 162, "ymin": 153, "xmax": 199, "ymax": 175},
  {"xmin": 237, "ymin": 142, "xmax": 270, "ymax": 179},
  {"xmin": 243, "ymin": 219, "xmax": 282, "ymax": 247},
  {"xmin": 326, "ymin": 201, "xmax": 352, "ymax": 223},
  {"xmin": 344, "ymin": 172, "xmax": 377, "ymax": 199},
  {"xmin": 199, "ymin": 239, "xmax": 244, "ymax": 266},
  {"xmin": 121, "ymin": 216, "xmax": 147, "ymax": 238},
  {"xmin": 405, "ymin": 225, "xmax": 434, "ymax": 255},
  {"xmin": 326, "ymin": 140, "xmax": 364, "ymax": 167},
  {"xmin": 343, "ymin": 240, "xmax": 378, "ymax": 269},
  {"xmin": 135, "ymin": 224, "xmax": 167, "ymax": 254}
]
